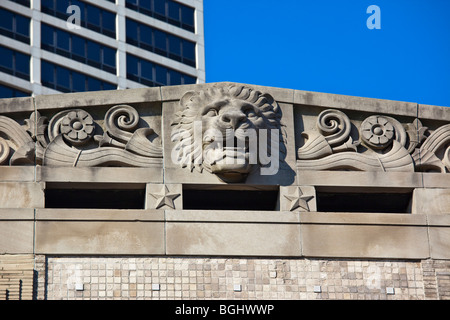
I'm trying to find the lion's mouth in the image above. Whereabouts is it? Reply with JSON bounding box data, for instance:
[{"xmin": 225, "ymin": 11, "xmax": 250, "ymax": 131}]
[{"xmin": 203, "ymin": 137, "xmax": 250, "ymax": 166}]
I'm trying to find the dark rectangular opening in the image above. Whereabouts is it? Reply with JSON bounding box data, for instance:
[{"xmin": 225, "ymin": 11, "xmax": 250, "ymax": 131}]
[
  {"xmin": 183, "ymin": 186, "xmax": 279, "ymax": 211},
  {"xmin": 316, "ymin": 190, "xmax": 413, "ymax": 213},
  {"xmin": 45, "ymin": 184, "xmax": 145, "ymax": 209}
]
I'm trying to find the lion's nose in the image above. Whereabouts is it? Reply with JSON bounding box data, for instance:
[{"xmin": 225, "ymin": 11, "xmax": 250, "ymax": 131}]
[{"xmin": 220, "ymin": 111, "xmax": 246, "ymax": 129}]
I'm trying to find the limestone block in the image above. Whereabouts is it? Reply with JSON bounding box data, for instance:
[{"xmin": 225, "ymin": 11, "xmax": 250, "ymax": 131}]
[
  {"xmin": 300, "ymin": 212, "xmax": 429, "ymax": 259},
  {"xmin": 0, "ymin": 182, "xmax": 44, "ymax": 208},
  {"xmin": 0, "ymin": 96, "xmax": 34, "ymax": 114},
  {"xmin": 34, "ymin": 87, "xmax": 161, "ymax": 111},
  {"xmin": 428, "ymin": 215, "xmax": 450, "ymax": 259},
  {"xmin": 418, "ymin": 104, "xmax": 450, "ymax": 122},
  {"xmin": 294, "ymin": 90, "xmax": 417, "ymax": 117},
  {"xmin": 166, "ymin": 210, "xmax": 301, "ymax": 257},
  {"xmin": 35, "ymin": 209, "xmax": 165, "ymax": 255},
  {"xmin": 37, "ymin": 166, "xmax": 163, "ymax": 183},
  {"xmin": 0, "ymin": 167, "xmax": 35, "ymax": 182},
  {"xmin": 412, "ymin": 189, "xmax": 450, "ymax": 214},
  {"xmin": 422, "ymin": 173, "xmax": 450, "ymax": 188},
  {"xmin": 295, "ymin": 171, "xmax": 423, "ymax": 188},
  {"xmin": 0, "ymin": 209, "xmax": 34, "ymax": 254}
]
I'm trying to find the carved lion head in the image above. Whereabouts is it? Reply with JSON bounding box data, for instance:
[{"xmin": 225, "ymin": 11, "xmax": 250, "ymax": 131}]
[{"xmin": 171, "ymin": 84, "xmax": 285, "ymax": 182}]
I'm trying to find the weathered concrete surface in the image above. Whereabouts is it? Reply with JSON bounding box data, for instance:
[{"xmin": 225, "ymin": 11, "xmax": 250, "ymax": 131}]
[
  {"xmin": 0, "ymin": 182, "xmax": 44, "ymax": 208},
  {"xmin": 413, "ymin": 188, "xmax": 450, "ymax": 214},
  {"xmin": 165, "ymin": 210, "xmax": 301, "ymax": 257},
  {"xmin": 300, "ymin": 212, "xmax": 429, "ymax": 259},
  {"xmin": 0, "ymin": 209, "xmax": 34, "ymax": 253},
  {"xmin": 35, "ymin": 209, "xmax": 165, "ymax": 255}
]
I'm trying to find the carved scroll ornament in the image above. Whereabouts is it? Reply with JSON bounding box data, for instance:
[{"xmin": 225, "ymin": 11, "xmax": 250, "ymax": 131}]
[
  {"xmin": 0, "ymin": 115, "xmax": 35, "ymax": 165},
  {"xmin": 297, "ymin": 109, "xmax": 449, "ymax": 173},
  {"xmin": 0, "ymin": 105, "xmax": 162, "ymax": 168}
]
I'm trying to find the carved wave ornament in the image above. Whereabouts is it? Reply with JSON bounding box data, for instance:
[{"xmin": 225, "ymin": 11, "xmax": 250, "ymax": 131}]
[
  {"xmin": 297, "ymin": 109, "xmax": 449, "ymax": 173},
  {"xmin": 0, "ymin": 105, "xmax": 162, "ymax": 167}
]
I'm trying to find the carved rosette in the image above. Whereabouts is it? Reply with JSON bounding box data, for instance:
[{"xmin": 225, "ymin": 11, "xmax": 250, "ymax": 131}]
[
  {"xmin": 42, "ymin": 105, "xmax": 162, "ymax": 167},
  {"xmin": 360, "ymin": 116, "xmax": 394, "ymax": 149},
  {"xmin": 297, "ymin": 110, "xmax": 421, "ymax": 172},
  {"xmin": 60, "ymin": 110, "xmax": 95, "ymax": 146}
]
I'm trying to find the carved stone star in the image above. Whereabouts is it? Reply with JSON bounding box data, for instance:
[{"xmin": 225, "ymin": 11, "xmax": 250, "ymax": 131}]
[
  {"xmin": 150, "ymin": 185, "xmax": 180, "ymax": 209},
  {"xmin": 284, "ymin": 187, "xmax": 314, "ymax": 211}
]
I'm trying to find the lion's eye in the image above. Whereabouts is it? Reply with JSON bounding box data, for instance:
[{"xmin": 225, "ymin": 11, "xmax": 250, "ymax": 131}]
[
  {"xmin": 205, "ymin": 108, "xmax": 218, "ymax": 117},
  {"xmin": 244, "ymin": 108, "xmax": 257, "ymax": 118}
]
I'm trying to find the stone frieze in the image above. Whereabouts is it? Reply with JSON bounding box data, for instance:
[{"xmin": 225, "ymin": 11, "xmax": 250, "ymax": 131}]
[
  {"xmin": 0, "ymin": 105, "xmax": 162, "ymax": 167},
  {"xmin": 0, "ymin": 83, "xmax": 448, "ymax": 177}
]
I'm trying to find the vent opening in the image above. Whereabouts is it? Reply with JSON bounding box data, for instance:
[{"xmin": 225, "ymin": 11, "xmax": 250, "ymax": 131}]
[
  {"xmin": 183, "ymin": 186, "xmax": 279, "ymax": 211},
  {"xmin": 45, "ymin": 183, "xmax": 145, "ymax": 209},
  {"xmin": 316, "ymin": 189, "xmax": 413, "ymax": 213}
]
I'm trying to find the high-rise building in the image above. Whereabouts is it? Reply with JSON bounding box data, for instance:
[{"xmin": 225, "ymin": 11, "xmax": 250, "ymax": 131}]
[{"xmin": 0, "ymin": 0, "xmax": 205, "ymax": 98}]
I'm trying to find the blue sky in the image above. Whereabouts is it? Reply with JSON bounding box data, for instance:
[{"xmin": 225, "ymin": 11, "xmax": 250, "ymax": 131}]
[{"xmin": 203, "ymin": 0, "xmax": 450, "ymax": 107}]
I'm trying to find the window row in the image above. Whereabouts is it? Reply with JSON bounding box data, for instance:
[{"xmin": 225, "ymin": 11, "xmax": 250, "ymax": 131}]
[
  {"xmin": 0, "ymin": 45, "xmax": 30, "ymax": 80},
  {"xmin": 41, "ymin": 23, "xmax": 116, "ymax": 74},
  {"xmin": 125, "ymin": 0, "xmax": 195, "ymax": 32},
  {"xmin": 41, "ymin": 0, "xmax": 115, "ymax": 38},
  {"xmin": 7, "ymin": 0, "xmax": 30, "ymax": 7},
  {"xmin": 41, "ymin": 60, "xmax": 116, "ymax": 93},
  {"xmin": 126, "ymin": 18, "xmax": 196, "ymax": 67},
  {"xmin": 0, "ymin": 8, "xmax": 30, "ymax": 44},
  {"xmin": 127, "ymin": 54, "xmax": 196, "ymax": 87},
  {"xmin": 0, "ymin": 83, "xmax": 29, "ymax": 99}
]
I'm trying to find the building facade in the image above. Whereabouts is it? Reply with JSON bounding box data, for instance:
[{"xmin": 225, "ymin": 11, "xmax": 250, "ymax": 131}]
[
  {"xmin": 0, "ymin": 82, "xmax": 449, "ymax": 300},
  {"xmin": 0, "ymin": 0, "xmax": 205, "ymax": 98}
]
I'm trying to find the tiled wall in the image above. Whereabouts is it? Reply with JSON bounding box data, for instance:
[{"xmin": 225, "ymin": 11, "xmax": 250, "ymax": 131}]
[{"xmin": 34, "ymin": 256, "xmax": 432, "ymax": 300}]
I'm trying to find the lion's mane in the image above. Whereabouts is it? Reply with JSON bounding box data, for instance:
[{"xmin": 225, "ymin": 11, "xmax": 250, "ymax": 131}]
[{"xmin": 171, "ymin": 84, "xmax": 286, "ymax": 173}]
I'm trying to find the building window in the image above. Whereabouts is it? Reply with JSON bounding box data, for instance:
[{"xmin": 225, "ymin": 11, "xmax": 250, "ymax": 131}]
[
  {"xmin": 41, "ymin": 0, "xmax": 116, "ymax": 38},
  {"xmin": 0, "ymin": 45, "xmax": 30, "ymax": 80},
  {"xmin": 126, "ymin": 53, "xmax": 196, "ymax": 87},
  {"xmin": 41, "ymin": 60, "xmax": 116, "ymax": 93},
  {"xmin": 0, "ymin": 83, "xmax": 30, "ymax": 99},
  {"xmin": 41, "ymin": 23, "xmax": 116, "ymax": 74},
  {"xmin": 125, "ymin": 0, "xmax": 195, "ymax": 33},
  {"xmin": 7, "ymin": 0, "xmax": 30, "ymax": 7},
  {"xmin": 0, "ymin": 8, "xmax": 30, "ymax": 44},
  {"xmin": 126, "ymin": 18, "xmax": 196, "ymax": 67}
]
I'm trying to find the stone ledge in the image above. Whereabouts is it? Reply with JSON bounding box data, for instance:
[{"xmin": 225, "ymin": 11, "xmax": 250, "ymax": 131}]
[
  {"xmin": 36, "ymin": 166, "xmax": 163, "ymax": 183},
  {"xmin": 35, "ymin": 209, "xmax": 164, "ymax": 221},
  {"xmin": 0, "ymin": 166, "xmax": 35, "ymax": 182},
  {"xmin": 0, "ymin": 209, "xmax": 35, "ymax": 220},
  {"xmin": 0, "ymin": 96, "xmax": 34, "ymax": 114},
  {"xmin": 295, "ymin": 170, "xmax": 424, "ymax": 188},
  {"xmin": 294, "ymin": 90, "xmax": 418, "ymax": 117},
  {"xmin": 165, "ymin": 210, "xmax": 300, "ymax": 223},
  {"xmin": 418, "ymin": 104, "xmax": 450, "ymax": 121},
  {"xmin": 34, "ymin": 87, "xmax": 161, "ymax": 111},
  {"xmin": 300, "ymin": 212, "xmax": 427, "ymax": 226}
]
